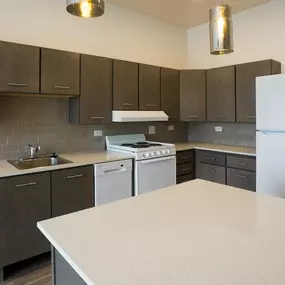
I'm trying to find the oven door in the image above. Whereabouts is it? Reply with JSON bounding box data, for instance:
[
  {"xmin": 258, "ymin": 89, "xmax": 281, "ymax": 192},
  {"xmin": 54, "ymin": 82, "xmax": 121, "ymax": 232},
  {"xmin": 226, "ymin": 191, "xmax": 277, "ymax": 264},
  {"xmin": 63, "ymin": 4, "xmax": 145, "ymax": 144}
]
[{"xmin": 135, "ymin": 155, "xmax": 176, "ymax": 195}]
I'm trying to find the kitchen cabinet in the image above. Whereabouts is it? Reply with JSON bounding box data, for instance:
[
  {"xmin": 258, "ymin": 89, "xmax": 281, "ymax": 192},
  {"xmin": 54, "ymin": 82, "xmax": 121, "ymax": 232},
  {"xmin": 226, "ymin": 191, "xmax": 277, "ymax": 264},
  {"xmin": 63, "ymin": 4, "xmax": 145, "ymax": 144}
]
[
  {"xmin": 236, "ymin": 60, "xmax": 281, "ymax": 123},
  {"xmin": 180, "ymin": 70, "xmax": 206, "ymax": 122},
  {"xmin": 69, "ymin": 55, "xmax": 113, "ymax": 124},
  {"xmin": 0, "ymin": 41, "xmax": 40, "ymax": 94},
  {"xmin": 227, "ymin": 168, "xmax": 256, "ymax": 192},
  {"xmin": 113, "ymin": 60, "xmax": 139, "ymax": 110},
  {"xmin": 41, "ymin": 48, "xmax": 80, "ymax": 96},
  {"xmin": 161, "ymin": 68, "xmax": 180, "ymax": 121},
  {"xmin": 207, "ymin": 66, "xmax": 235, "ymax": 122},
  {"xmin": 0, "ymin": 173, "xmax": 50, "ymax": 268},
  {"xmin": 51, "ymin": 166, "xmax": 94, "ymax": 218},
  {"xmin": 139, "ymin": 64, "xmax": 161, "ymax": 111},
  {"xmin": 176, "ymin": 150, "xmax": 195, "ymax": 184}
]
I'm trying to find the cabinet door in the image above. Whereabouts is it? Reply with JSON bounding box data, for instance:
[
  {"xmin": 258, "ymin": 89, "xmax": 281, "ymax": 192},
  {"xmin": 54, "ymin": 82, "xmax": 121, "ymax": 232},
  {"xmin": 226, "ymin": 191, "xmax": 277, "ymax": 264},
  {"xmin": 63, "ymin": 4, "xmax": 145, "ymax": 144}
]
[
  {"xmin": 227, "ymin": 168, "xmax": 256, "ymax": 192},
  {"xmin": 41, "ymin": 48, "xmax": 80, "ymax": 96},
  {"xmin": 236, "ymin": 60, "xmax": 281, "ymax": 123},
  {"xmin": 161, "ymin": 68, "xmax": 180, "ymax": 121},
  {"xmin": 139, "ymin": 64, "xmax": 161, "ymax": 111},
  {"xmin": 70, "ymin": 55, "xmax": 112, "ymax": 124},
  {"xmin": 207, "ymin": 66, "xmax": 235, "ymax": 122},
  {"xmin": 0, "ymin": 173, "xmax": 50, "ymax": 267},
  {"xmin": 113, "ymin": 60, "xmax": 138, "ymax": 110},
  {"xmin": 180, "ymin": 70, "xmax": 206, "ymax": 122},
  {"xmin": 196, "ymin": 162, "xmax": 226, "ymax": 184},
  {"xmin": 0, "ymin": 41, "xmax": 40, "ymax": 93},
  {"xmin": 51, "ymin": 166, "xmax": 94, "ymax": 218}
]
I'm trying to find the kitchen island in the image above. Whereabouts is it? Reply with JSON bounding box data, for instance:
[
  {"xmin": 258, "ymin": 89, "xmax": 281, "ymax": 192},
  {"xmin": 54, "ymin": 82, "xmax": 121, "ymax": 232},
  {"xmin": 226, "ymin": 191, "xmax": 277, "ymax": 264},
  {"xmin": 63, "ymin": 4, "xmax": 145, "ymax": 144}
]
[{"xmin": 37, "ymin": 179, "xmax": 285, "ymax": 285}]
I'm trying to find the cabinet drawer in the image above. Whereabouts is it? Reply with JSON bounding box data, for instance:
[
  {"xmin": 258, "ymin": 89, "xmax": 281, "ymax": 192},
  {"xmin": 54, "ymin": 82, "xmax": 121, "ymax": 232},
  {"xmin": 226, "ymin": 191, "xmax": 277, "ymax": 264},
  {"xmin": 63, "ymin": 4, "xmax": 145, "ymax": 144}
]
[
  {"xmin": 227, "ymin": 155, "xmax": 256, "ymax": 171},
  {"xmin": 176, "ymin": 150, "xmax": 194, "ymax": 164},
  {"xmin": 177, "ymin": 174, "xmax": 194, "ymax": 184},
  {"xmin": 196, "ymin": 150, "xmax": 226, "ymax": 166},
  {"xmin": 177, "ymin": 162, "xmax": 193, "ymax": 176},
  {"xmin": 196, "ymin": 163, "xmax": 226, "ymax": 185},
  {"xmin": 227, "ymin": 168, "xmax": 256, "ymax": 192}
]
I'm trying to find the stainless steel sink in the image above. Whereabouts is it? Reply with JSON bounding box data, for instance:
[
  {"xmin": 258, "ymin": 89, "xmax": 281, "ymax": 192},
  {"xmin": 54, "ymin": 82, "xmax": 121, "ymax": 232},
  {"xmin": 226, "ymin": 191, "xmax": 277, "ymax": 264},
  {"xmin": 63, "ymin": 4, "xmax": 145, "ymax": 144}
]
[{"xmin": 7, "ymin": 157, "xmax": 72, "ymax": 170}]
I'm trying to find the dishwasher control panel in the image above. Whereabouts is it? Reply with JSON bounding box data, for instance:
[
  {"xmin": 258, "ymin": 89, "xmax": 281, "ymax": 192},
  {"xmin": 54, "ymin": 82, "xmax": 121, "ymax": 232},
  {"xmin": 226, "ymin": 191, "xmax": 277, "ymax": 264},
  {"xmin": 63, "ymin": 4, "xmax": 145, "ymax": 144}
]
[{"xmin": 94, "ymin": 159, "xmax": 133, "ymax": 176}]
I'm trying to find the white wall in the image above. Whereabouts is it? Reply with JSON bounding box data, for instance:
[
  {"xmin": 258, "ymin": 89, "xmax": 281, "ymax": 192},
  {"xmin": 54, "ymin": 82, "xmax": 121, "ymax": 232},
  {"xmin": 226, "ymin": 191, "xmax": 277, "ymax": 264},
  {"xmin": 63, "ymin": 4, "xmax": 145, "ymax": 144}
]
[
  {"xmin": 0, "ymin": 0, "xmax": 187, "ymax": 69},
  {"xmin": 187, "ymin": 0, "xmax": 285, "ymax": 69}
]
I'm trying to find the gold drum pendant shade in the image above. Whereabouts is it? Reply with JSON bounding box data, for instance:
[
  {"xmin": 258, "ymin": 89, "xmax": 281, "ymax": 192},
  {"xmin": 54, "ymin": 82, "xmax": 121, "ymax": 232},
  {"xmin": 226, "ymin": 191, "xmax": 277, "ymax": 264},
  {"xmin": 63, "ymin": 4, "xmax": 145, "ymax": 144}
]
[{"xmin": 66, "ymin": 0, "xmax": 105, "ymax": 18}]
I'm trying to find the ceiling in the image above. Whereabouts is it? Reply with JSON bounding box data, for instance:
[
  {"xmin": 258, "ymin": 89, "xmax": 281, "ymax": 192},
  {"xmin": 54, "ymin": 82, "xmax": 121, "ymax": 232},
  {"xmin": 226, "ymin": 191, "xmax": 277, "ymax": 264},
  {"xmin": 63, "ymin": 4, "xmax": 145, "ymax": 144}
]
[{"xmin": 108, "ymin": 0, "xmax": 273, "ymax": 28}]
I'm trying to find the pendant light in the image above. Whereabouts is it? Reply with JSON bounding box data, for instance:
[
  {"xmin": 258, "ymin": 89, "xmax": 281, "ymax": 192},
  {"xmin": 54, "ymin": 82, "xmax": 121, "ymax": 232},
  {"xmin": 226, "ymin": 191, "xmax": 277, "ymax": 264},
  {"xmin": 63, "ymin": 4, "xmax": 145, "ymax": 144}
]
[
  {"xmin": 209, "ymin": 1, "xmax": 233, "ymax": 55},
  {"xmin": 66, "ymin": 0, "xmax": 105, "ymax": 18}
]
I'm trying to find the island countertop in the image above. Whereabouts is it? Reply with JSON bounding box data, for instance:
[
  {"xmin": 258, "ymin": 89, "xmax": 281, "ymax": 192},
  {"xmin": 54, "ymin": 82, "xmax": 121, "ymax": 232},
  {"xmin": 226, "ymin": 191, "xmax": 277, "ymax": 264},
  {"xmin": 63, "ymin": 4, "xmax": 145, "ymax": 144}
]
[{"xmin": 38, "ymin": 179, "xmax": 285, "ymax": 285}]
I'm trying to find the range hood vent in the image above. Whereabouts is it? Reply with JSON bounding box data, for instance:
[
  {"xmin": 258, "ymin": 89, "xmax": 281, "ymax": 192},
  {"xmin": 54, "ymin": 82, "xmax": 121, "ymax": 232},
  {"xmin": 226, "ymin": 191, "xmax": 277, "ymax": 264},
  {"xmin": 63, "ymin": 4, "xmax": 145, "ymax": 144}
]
[{"xmin": 112, "ymin": 111, "xmax": 169, "ymax": 122}]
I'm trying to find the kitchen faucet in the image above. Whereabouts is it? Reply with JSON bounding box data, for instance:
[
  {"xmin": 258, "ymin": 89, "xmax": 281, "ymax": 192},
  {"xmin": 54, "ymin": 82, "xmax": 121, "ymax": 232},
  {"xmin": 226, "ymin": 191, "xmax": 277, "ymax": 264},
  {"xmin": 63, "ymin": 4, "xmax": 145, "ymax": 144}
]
[{"xmin": 27, "ymin": 144, "xmax": 41, "ymax": 159}]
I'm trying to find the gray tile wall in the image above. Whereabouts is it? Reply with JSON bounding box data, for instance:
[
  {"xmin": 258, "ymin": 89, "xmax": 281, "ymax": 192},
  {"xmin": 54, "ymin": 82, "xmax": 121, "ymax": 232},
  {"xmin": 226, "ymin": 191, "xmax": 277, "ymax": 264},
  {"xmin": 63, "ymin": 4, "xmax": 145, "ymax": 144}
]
[
  {"xmin": 188, "ymin": 122, "xmax": 256, "ymax": 147},
  {"xmin": 0, "ymin": 97, "xmax": 188, "ymax": 160}
]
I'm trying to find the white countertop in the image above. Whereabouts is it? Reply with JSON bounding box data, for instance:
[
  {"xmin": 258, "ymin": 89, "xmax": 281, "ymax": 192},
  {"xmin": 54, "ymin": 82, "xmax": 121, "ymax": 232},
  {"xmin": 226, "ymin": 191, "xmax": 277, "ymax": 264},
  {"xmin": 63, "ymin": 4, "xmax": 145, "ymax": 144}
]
[
  {"xmin": 38, "ymin": 180, "xmax": 285, "ymax": 285},
  {"xmin": 0, "ymin": 151, "xmax": 133, "ymax": 179},
  {"xmin": 175, "ymin": 142, "xmax": 256, "ymax": 156}
]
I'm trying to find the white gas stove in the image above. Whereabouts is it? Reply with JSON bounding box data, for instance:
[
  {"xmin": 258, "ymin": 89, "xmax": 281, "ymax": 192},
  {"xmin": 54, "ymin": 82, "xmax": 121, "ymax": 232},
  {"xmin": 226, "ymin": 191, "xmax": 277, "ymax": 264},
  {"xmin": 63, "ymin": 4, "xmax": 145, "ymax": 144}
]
[
  {"xmin": 106, "ymin": 134, "xmax": 176, "ymax": 196},
  {"xmin": 106, "ymin": 134, "xmax": 176, "ymax": 160}
]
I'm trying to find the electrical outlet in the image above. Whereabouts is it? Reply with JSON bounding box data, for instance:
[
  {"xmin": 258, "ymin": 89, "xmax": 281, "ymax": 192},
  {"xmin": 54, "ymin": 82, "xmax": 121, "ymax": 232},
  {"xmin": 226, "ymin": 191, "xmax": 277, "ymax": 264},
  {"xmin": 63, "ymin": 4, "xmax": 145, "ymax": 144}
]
[
  {"xmin": 149, "ymin": 126, "xmax": 156, "ymax": 135},
  {"xmin": 94, "ymin": 130, "xmax": 103, "ymax": 137},
  {"xmin": 215, "ymin": 126, "xmax": 223, "ymax": 132},
  {"xmin": 168, "ymin": 125, "xmax": 175, "ymax": 131}
]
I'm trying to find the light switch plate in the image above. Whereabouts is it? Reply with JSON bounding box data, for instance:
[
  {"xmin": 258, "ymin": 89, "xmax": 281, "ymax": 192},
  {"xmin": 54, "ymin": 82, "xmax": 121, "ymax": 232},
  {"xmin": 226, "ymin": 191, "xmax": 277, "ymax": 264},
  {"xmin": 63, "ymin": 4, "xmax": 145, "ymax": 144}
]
[
  {"xmin": 94, "ymin": 130, "xmax": 103, "ymax": 137},
  {"xmin": 149, "ymin": 126, "xmax": 156, "ymax": 135},
  {"xmin": 168, "ymin": 125, "xmax": 175, "ymax": 131},
  {"xmin": 215, "ymin": 126, "xmax": 223, "ymax": 132}
]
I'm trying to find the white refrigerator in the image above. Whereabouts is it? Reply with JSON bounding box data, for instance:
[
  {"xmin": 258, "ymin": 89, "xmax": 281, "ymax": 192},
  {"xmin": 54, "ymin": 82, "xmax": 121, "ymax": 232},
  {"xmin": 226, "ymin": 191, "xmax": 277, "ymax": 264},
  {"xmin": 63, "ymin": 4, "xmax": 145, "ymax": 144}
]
[{"xmin": 256, "ymin": 73, "xmax": 285, "ymax": 198}]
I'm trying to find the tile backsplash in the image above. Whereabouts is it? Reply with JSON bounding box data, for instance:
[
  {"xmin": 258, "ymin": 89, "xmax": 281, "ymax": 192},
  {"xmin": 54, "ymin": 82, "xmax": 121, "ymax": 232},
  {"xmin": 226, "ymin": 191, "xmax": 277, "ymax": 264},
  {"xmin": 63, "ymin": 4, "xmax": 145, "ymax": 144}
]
[
  {"xmin": 0, "ymin": 97, "xmax": 188, "ymax": 160},
  {"xmin": 188, "ymin": 123, "xmax": 256, "ymax": 147}
]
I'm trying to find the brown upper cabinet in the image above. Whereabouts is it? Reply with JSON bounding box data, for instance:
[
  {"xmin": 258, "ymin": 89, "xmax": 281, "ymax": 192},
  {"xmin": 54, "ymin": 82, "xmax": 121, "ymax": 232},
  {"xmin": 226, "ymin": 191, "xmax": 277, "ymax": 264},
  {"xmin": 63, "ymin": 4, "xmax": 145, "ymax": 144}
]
[
  {"xmin": 161, "ymin": 67, "xmax": 180, "ymax": 121},
  {"xmin": 41, "ymin": 48, "xmax": 80, "ymax": 96},
  {"xmin": 207, "ymin": 66, "xmax": 236, "ymax": 122},
  {"xmin": 113, "ymin": 60, "xmax": 139, "ymax": 110},
  {"xmin": 139, "ymin": 64, "xmax": 161, "ymax": 111},
  {"xmin": 0, "ymin": 41, "xmax": 40, "ymax": 94},
  {"xmin": 69, "ymin": 54, "xmax": 112, "ymax": 124},
  {"xmin": 236, "ymin": 60, "xmax": 281, "ymax": 123},
  {"xmin": 180, "ymin": 70, "xmax": 206, "ymax": 122}
]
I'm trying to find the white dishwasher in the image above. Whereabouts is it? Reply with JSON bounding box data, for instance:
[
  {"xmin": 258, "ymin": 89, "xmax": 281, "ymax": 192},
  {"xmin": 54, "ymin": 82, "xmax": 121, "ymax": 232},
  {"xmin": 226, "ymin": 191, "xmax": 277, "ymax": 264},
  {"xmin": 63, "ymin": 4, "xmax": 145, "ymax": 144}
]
[{"xmin": 94, "ymin": 159, "xmax": 133, "ymax": 206}]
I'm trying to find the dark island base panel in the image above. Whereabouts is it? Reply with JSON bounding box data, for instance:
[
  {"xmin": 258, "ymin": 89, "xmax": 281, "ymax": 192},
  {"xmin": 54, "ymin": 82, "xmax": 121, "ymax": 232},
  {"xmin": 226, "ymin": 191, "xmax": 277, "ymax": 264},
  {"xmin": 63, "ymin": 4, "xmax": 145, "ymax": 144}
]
[
  {"xmin": 53, "ymin": 247, "xmax": 87, "ymax": 285},
  {"xmin": 0, "ymin": 267, "xmax": 3, "ymax": 283}
]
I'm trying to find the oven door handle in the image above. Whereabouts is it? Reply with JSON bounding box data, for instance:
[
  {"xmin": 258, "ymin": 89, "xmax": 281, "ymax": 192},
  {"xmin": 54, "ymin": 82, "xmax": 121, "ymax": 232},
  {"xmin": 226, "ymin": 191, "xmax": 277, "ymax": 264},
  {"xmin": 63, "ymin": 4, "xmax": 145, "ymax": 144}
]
[{"xmin": 141, "ymin": 156, "xmax": 175, "ymax": 164}]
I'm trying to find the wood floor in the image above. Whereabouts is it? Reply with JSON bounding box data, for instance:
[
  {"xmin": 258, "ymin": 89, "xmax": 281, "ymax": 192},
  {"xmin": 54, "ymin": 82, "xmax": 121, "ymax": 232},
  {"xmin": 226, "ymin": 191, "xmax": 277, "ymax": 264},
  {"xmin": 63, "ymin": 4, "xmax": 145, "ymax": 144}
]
[{"xmin": 3, "ymin": 254, "xmax": 52, "ymax": 285}]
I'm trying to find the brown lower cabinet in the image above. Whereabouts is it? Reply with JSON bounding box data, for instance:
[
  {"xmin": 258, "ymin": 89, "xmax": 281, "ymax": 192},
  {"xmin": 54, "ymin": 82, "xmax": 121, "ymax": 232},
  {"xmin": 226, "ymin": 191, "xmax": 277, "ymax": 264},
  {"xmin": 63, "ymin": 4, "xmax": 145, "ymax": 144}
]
[
  {"xmin": 196, "ymin": 162, "xmax": 226, "ymax": 184},
  {"xmin": 227, "ymin": 168, "xmax": 256, "ymax": 192},
  {"xmin": 51, "ymin": 166, "xmax": 94, "ymax": 218},
  {"xmin": 0, "ymin": 173, "xmax": 51, "ymax": 268},
  {"xmin": 176, "ymin": 150, "xmax": 195, "ymax": 184},
  {"xmin": 0, "ymin": 166, "xmax": 94, "ymax": 270}
]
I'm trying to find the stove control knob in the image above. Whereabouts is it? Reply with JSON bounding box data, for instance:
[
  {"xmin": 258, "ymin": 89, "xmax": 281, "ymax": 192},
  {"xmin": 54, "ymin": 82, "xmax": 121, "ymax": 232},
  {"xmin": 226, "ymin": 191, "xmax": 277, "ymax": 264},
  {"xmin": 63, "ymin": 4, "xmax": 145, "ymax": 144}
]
[
  {"xmin": 156, "ymin": 151, "xmax": 161, "ymax": 156},
  {"xmin": 166, "ymin": 150, "xmax": 171, "ymax": 155},
  {"xmin": 161, "ymin": 150, "xmax": 166, "ymax": 155},
  {"xmin": 150, "ymin": 152, "xmax": 155, "ymax": 157},
  {"xmin": 145, "ymin": 152, "xmax": 150, "ymax": 158}
]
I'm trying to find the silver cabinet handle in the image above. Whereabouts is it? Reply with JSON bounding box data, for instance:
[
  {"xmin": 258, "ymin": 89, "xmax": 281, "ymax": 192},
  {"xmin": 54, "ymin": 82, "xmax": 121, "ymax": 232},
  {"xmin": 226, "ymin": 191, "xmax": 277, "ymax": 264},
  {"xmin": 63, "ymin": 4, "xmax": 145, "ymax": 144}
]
[
  {"xmin": 121, "ymin": 103, "xmax": 133, "ymax": 106},
  {"xmin": 188, "ymin": 116, "xmax": 199, "ymax": 118},
  {"xmin": 235, "ymin": 161, "xmax": 248, "ymax": 166},
  {"xmin": 8, "ymin": 83, "xmax": 27, "ymax": 87},
  {"xmin": 237, "ymin": 174, "xmax": 248, "ymax": 179},
  {"xmin": 66, "ymin": 174, "xmax": 83, "ymax": 180},
  {"xmin": 247, "ymin": 116, "xmax": 256, "ymax": 119},
  {"xmin": 54, "ymin": 86, "xmax": 71, "ymax": 89},
  {"xmin": 90, "ymin": 117, "xmax": 104, "ymax": 120},
  {"xmin": 216, "ymin": 115, "xmax": 225, "ymax": 119},
  {"xmin": 16, "ymin": 182, "xmax": 37, "ymax": 188},
  {"xmin": 205, "ymin": 156, "xmax": 216, "ymax": 161},
  {"xmin": 182, "ymin": 157, "xmax": 191, "ymax": 160},
  {"xmin": 146, "ymin": 104, "xmax": 157, "ymax": 107},
  {"xmin": 181, "ymin": 168, "xmax": 191, "ymax": 172},
  {"xmin": 206, "ymin": 168, "xmax": 216, "ymax": 173}
]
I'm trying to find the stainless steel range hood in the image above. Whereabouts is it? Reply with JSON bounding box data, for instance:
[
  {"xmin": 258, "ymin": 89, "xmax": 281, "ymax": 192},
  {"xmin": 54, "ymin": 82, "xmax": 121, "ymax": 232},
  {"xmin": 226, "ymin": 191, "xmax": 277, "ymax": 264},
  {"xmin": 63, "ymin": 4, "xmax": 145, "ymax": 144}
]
[{"xmin": 112, "ymin": 111, "xmax": 169, "ymax": 122}]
